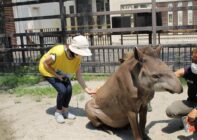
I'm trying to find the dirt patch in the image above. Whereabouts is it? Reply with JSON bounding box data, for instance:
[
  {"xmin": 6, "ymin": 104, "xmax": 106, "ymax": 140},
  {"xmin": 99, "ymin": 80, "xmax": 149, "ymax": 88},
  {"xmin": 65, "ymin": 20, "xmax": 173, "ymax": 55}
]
[
  {"xmin": 0, "ymin": 81, "xmax": 197, "ymax": 140},
  {"xmin": 0, "ymin": 93, "xmax": 15, "ymax": 140},
  {"xmin": 0, "ymin": 117, "xmax": 14, "ymax": 140}
]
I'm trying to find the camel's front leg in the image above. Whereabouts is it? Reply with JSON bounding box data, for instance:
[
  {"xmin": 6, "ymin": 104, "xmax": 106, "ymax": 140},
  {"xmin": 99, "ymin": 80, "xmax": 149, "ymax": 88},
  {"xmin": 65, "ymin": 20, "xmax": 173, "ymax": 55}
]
[
  {"xmin": 127, "ymin": 111, "xmax": 142, "ymax": 140},
  {"xmin": 139, "ymin": 105, "xmax": 151, "ymax": 140}
]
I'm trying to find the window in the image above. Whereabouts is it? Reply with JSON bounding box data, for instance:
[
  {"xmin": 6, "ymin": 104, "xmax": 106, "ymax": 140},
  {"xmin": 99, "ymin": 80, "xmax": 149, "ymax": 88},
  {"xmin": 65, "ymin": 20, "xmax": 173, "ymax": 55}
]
[
  {"xmin": 120, "ymin": 4, "xmax": 134, "ymax": 27},
  {"xmin": 188, "ymin": 1, "xmax": 193, "ymax": 25},
  {"xmin": 0, "ymin": 8, "xmax": 4, "ymax": 33},
  {"xmin": 134, "ymin": 5, "xmax": 138, "ymax": 9},
  {"xmin": 177, "ymin": 2, "xmax": 182, "ymax": 7},
  {"xmin": 177, "ymin": 2, "xmax": 183, "ymax": 25},
  {"xmin": 188, "ymin": 1, "xmax": 192, "ymax": 7},
  {"xmin": 168, "ymin": 3, "xmax": 173, "ymax": 26},
  {"xmin": 168, "ymin": 12, "xmax": 173, "ymax": 26},
  {"xmin": 178, "ymin": 11, "xmax": 183, "ymax": 25},
  {"xmin": 133, "ymin": 4, "xmax": 151, "ymax": 9},
  {"xmin": 188, "ymin": 10, "xmax": 193, "ymax": 25},
  {"xmin": 168, "ymin": 3, "xmax": 173, "ymax": 8},
  {"xmin": 140, "ymin": 4, "xmax": 147, "ymax": 9}
]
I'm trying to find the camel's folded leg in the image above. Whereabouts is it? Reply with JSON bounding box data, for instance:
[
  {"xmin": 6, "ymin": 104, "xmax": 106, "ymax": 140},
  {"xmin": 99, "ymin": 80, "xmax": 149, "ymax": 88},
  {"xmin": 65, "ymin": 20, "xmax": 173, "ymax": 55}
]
[{"xmin": 85, "ymin": 99, "xmax": 103, "ymax": 127}]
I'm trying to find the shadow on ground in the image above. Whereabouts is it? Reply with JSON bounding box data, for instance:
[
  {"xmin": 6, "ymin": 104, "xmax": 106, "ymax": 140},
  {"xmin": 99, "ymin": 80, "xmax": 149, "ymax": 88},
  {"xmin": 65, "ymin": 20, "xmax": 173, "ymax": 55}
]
[
  {"xmin": 45, "ymin": 106, "xmax": 86, "ymax": 117},
  {"xmin": 146, "ymin": 119, "xmax": 182, "ymax": 134},
  {"xmin": 147, "ymin": 118, "xmax": 197, "ymax": 140},
  {"xmin": 86, "ymin": 122, "xmax": 133, "ymax": 140}
]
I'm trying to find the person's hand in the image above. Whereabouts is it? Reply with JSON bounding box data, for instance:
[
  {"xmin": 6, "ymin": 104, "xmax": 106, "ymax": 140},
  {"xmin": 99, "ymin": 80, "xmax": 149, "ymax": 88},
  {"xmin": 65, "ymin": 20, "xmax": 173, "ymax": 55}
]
[
  {"xmin": 187, "ymin": 108, "xmax": 197, "ymax": 124},
  {"xmin": 85, "ymin": 87, "xmax": 97, "ymax": 96},
  {"xmin": 56, "ymin": 74, "xmax": 64, "ymax": 81}
]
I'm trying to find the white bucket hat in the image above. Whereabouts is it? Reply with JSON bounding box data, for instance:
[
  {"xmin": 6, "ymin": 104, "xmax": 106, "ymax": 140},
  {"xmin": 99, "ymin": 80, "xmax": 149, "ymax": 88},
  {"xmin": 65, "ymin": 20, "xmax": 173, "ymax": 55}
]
[{"xmin": 69, "ymin": 35, "xmax": 92, "ymax": 56}]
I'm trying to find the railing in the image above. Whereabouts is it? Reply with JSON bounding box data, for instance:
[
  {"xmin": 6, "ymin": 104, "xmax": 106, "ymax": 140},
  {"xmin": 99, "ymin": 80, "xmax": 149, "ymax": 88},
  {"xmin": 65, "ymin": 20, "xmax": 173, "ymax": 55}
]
[{"xmin": 0, "ymin": 43, "xmax": 196, "ymax": 73}]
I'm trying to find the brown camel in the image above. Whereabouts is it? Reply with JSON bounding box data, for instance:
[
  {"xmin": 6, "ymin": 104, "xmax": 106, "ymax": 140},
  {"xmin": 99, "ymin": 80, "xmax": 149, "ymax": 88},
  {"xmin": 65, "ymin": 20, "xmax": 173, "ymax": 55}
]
[{"xmin": 85, "ymin": 46, "xmax": 183, "ymax": 140}]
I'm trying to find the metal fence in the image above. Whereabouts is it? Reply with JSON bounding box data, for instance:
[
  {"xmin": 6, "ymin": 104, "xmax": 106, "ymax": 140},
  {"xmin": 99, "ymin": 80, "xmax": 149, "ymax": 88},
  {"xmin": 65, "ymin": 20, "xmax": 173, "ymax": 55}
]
[
  {"xmin": 1, "ymin": 0, "xmax": 197, "ymax": 73},
  {"xmin": 0, "ymin": 39, "xmax": 196, "ymax": 73}
]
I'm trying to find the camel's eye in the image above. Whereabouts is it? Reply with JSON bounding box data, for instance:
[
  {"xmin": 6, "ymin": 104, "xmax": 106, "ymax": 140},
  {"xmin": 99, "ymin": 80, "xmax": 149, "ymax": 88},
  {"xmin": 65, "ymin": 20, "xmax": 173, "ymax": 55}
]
[
  {"xmin": 140, "ymin": 58, "xmax": 147, "ymax": 63},
  {"xmin": 152, "ymin": 74, "xmax": 161, "ymax": 79}
]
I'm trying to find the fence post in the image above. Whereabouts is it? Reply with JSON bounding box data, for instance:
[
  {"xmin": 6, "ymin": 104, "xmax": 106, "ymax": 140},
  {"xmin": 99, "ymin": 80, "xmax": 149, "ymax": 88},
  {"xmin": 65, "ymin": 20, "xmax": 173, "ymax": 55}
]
[
  {"xmin": 89, "ymin": 34, "xmax": 94, "ymax": 45},
  {"xmin": 158, "ymin": 32, "xmax": 160, "ymax": 44},
  {"xmin": 6, "ymin": 36, "xmax": 13, "ymax": 62},
  {"xmin": 20, "ymin": 35, "xmax": 26, "ymax": 63},
  {"xmin": 89, "ymin": 34, "xmax": 96, "ymax": 72},
  {"xmin": 152, "ymin": 0, "xmax": 157, "ymax": 46},
  {"xmin": 136, "ymin": 33, "xmax": 139, "ymax": 44},
  {"xmin": 149, "ymin": 33, "xmax": 152, "ymax": 44},
  {"xmin": 57, "ymin": 28, "xmax": 62, "ymax": 43},
  {"xmin": 39, "ymin": 29, "xmax": 44, "ymax": 56},
  {"xmin": 109, "ymin": 33, "xmax": 112, "ymax": 45}
]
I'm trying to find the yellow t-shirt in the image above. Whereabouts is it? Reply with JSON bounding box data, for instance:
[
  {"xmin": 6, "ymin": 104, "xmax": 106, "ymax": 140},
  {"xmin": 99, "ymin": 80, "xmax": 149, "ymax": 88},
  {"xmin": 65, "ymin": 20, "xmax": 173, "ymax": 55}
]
[{"xmin": 39, "ymin": 44, "xmax": 81, "ymax": 77}]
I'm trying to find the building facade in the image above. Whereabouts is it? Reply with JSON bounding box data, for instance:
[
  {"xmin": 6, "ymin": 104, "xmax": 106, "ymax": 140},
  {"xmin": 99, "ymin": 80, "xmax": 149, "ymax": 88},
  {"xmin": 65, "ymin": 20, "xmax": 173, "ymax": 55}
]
[
  {"xmin": 1, "ymin": 0, "xmax": 196, "ymax": 38},
  {"xmin": 110, "ymin": 0, "xmax": 196, "ymax": 27}
]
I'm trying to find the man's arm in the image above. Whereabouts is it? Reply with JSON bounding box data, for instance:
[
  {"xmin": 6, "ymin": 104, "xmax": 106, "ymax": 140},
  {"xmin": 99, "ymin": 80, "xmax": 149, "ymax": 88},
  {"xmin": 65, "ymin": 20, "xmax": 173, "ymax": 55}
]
[
  {"xmin": 175, "ymin": 68, "xmax": 185, "ymax": 78},
  {"xmin": 188, "ymin": 108, "xmax": 197, "ymax": 124}
]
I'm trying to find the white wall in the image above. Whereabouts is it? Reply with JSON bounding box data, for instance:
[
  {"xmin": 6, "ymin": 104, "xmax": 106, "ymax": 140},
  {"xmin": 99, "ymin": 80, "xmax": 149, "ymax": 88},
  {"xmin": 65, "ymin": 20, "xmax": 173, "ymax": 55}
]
[
  {"xmin": 13, "ymin": 3, "xmax": 60, "ymax": 33},
  {"xmin": 12, "ymin": 0, "xmax": 77, "ymax": 33}
]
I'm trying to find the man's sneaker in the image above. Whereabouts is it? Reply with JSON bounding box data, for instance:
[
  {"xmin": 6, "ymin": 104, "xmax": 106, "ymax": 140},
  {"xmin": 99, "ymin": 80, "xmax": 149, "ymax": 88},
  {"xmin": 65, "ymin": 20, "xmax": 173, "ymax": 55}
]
[
  {"xmin": 181, "ymin": 116, "xmax": 196, "ymax": 133},
  {"xmin": 55, "ymin": 112, "xmax": 65, "ymax": 123},
  {"xmin": 62, "ymin": 111, "xmax": 76, "ymax": 120}
]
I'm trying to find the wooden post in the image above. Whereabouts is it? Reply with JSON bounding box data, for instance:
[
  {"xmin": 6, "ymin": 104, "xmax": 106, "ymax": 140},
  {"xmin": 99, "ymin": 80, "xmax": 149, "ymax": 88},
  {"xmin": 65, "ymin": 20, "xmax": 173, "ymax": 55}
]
[
  {"xmin": 152, "ymin": 0, "xmax": 157, "ymax": 46},
  {"xmin": 148, "ymin": 32, "xmax": 152, "ymax": 44},
  {"xmin": 39, "ymin": 29, "xmax": 44, "ymax": 56},
  {"xmin": 89, "ymin": 34, "xmax": 96, "ymax": 72},
  {"xmin": 59, "ymin": 0, "xmax": 67, "ymax": 43},
  {"xmin": 136, "ymin": 33, "xmax": 139, "ymax": 44}
]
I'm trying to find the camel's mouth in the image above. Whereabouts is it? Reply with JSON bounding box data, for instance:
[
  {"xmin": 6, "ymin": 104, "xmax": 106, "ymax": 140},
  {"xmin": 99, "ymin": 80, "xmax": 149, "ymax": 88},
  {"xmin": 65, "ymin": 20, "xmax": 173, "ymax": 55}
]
[
  {"xmin": 165, "ymin": 88, "xmax": 174, "ymax": 94},
  {"xmin": 164, "ymin": 85, "xmax": 183, "ymax": 94}
]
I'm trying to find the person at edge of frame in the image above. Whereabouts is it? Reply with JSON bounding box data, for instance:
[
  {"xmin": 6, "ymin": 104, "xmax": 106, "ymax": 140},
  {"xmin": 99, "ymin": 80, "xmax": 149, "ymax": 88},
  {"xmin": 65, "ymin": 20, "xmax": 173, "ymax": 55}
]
[{"xmin": 166, "ymin": 48, "xmax": 197, "ymax": 131}]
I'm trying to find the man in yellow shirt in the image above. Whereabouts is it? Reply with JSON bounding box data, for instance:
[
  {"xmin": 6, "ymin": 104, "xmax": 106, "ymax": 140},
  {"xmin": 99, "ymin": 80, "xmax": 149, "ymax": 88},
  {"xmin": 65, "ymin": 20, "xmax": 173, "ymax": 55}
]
[{"xmin": 39, "ymin": 35, "xmax": 96, "ymax": 123}]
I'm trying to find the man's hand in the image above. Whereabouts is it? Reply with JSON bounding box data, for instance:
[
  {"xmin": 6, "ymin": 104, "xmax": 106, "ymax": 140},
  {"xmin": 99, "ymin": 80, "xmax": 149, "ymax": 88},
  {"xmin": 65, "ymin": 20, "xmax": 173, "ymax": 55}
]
[{"xmin": 187, "ymin": 108, "xmax": 197, "ymax": 124}]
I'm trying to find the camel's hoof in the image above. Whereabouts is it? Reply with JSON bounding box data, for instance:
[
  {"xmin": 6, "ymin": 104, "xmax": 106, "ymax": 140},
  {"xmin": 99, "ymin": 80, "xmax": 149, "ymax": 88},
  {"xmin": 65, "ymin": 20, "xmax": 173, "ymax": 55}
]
[{"xmin": 143, "ymin": 134, "xmax": 151, "ymax": 140}]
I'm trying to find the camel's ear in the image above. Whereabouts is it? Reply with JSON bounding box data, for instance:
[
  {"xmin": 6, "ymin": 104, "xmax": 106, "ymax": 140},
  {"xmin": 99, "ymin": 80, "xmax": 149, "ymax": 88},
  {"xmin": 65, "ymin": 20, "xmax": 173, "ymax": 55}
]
[
  {"xmin": 119, "ymin": 51, "xmax": 132, "ymax": 63},
  {"xmin": 119, "ymin": 58, "xmax": 125, "ymax": 63},
  {"xmin": 155, "ymin": 45, "xmax": 162, "ymax": 56},
  {"xmin": 133, "ymin": 47, "xmax": 144, "ymax": 62}
]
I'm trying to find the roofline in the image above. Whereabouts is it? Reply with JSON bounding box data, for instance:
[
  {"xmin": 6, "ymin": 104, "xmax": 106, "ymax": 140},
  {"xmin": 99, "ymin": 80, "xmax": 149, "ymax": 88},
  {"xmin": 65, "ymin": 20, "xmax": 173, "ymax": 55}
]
[{"xmin": 126, "ymin": 0, "xmax": 189, "ymax": 5}]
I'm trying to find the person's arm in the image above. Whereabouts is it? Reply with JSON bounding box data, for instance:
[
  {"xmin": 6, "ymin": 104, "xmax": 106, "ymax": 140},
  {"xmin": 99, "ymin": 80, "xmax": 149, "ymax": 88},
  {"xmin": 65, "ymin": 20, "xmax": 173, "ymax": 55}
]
[
  {"xmin": 76, "ymin": 67, "xmax": 96, "ymax": 95},
  {"xmin": 175, "ymin": 68, "xmax": 185, "ymax": 78},
  {"xmin": 187, "ymin": 108, "xmax": 197, "ymax": 124},
  {"xmin": 43, "ymin": 55, "xmax": 63, "ymax": 80}
]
